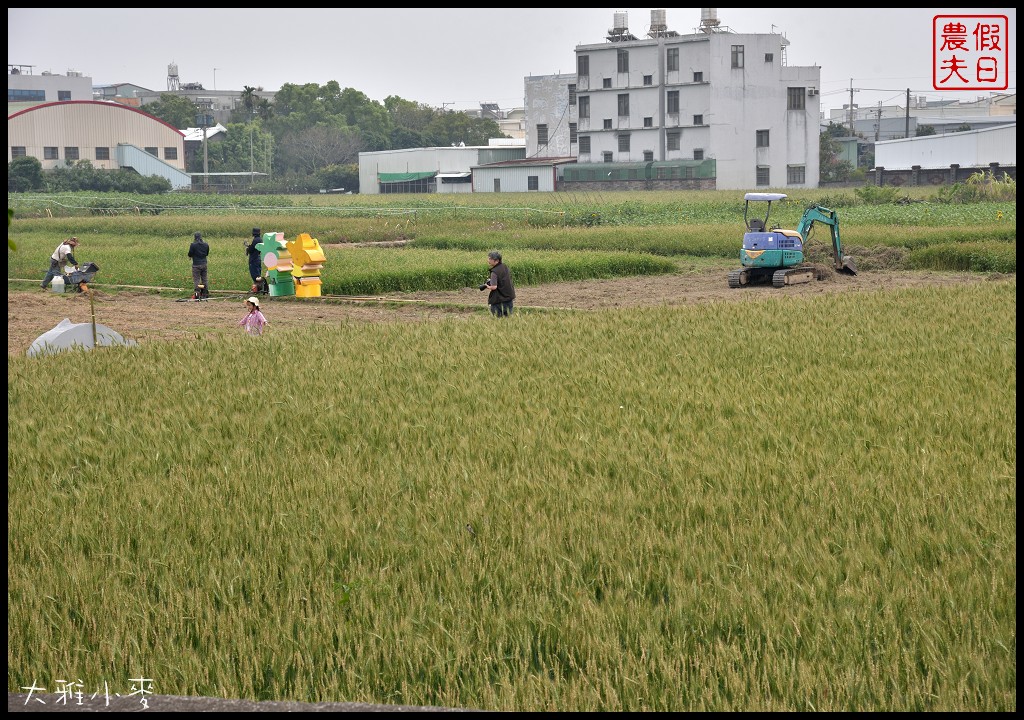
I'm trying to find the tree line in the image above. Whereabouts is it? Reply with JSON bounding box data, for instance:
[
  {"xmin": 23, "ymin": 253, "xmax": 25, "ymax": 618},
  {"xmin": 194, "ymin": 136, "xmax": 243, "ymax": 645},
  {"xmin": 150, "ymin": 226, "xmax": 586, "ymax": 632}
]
[
  {"xmin": 141, "ymin": 82, "xmax": 507, "ymax": 193},
  {"xmin": 14, "ymin": 80, "xmax": 951, "ymax": 193}
]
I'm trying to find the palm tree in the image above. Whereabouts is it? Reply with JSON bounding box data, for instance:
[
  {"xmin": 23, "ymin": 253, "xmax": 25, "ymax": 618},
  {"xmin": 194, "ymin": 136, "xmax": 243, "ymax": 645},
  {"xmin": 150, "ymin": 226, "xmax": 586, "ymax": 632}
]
[{"xmin": 241, "ymin": 85, "xmax": 257, "ymax": 116}]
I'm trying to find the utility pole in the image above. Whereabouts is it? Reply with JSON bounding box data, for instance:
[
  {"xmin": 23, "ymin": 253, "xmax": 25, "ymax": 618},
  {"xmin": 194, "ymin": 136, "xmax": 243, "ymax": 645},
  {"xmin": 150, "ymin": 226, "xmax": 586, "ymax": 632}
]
[
  {"xmin": 905, "ymin": 88, "xmax": 911, "ymax": 139},
  {"xmin": 249, "ymin": 111, "xmax": 255, "ymax": 182},
  {"xmin": 203, "ymin": 121, "xmax": 209, "ymax": 191},
  {"xmin": 875, "ymin": 103, "xmax": 882, "ymax": 141},
  {"xmin": 849, "ymin": 79, "xmax": 855, "ymax": 136}
]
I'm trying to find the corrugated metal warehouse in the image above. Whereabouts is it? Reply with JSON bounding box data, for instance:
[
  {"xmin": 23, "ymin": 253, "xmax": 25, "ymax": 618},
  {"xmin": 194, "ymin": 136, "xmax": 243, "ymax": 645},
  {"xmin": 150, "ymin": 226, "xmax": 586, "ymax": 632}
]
[
  {"xmin": 471, "ymin": 158, "xmax": 577, "ymax": 193},
  {"xmin": 358, "ymin": 146, "xmax": 526, "ymax": 195},
  {"xmin": 8, "ymin": 100, "xmax": 190, "ymax": 188},
  {"xmin": 874, "ymin": 124, "xmax": 1016, "ymax": 171}
]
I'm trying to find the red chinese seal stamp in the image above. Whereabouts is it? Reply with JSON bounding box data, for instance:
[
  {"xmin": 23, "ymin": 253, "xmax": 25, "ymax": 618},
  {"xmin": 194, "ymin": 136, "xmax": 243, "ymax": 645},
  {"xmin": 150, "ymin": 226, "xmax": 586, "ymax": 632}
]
[{"xmin": 934, "ymin": 15, "xmax": 1009, "ymax": 91}]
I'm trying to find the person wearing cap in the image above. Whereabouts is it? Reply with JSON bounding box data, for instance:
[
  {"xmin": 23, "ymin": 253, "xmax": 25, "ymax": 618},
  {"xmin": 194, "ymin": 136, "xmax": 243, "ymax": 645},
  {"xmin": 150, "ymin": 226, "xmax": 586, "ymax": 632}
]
[
  {"xmin": 237, "ymin": 296, "xmax": 268, "ymax": 336},
  {"xmin": 245, "ymin": 227, "xmax": 265, "ymax": 293},
  {"xmin": 480, "ymin": 250, "xmax": 516, "ymax": 317},
  {"xmin": 41, "ymin": 236, "xmax": 80, "ymax": 289},
  {"xmin": 188, "ymin": 231, "xmax": 211, "ymax": 299}
]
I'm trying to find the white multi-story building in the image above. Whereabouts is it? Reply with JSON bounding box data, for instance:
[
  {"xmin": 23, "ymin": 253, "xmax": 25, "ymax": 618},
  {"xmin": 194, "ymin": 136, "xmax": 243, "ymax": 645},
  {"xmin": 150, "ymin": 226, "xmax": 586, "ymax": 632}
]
[
  {"xmin": 527, "ymin": 9, "xmax": 822, "ymax": 190},
  {"xmin": 8, "ymin": 64, "xmax": 92, "ymax": 105}
]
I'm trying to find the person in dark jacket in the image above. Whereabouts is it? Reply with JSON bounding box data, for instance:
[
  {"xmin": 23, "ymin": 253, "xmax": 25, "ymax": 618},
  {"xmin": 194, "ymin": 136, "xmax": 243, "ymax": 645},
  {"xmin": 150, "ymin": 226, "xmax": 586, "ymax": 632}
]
[
  {"xmin": 188, "ymin": 231, "xmax": 210, "ymax": 299},
  {"xmin": 480, "ymin": 250, "xmax": 516, "ymax": 317},
  {"xmin": 246, "ymin": 227, "xmax": 263, "ymax": 292}
]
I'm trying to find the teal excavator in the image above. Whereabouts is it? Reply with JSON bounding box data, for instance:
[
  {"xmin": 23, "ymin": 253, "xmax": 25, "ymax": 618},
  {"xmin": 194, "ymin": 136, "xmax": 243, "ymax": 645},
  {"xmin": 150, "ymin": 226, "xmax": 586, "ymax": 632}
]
[{"xmin": 728, "ymin": 192, "xmax": 858, "ymax": 288}]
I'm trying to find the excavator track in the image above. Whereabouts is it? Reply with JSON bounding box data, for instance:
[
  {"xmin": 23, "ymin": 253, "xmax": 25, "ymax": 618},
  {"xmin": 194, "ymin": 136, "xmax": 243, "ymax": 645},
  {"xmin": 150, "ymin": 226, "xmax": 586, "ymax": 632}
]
[
  {"xmin": 727, "ymin": 269, "xmax": 747, "ymax": 288},
  {"xmin": 728, "ymin": 267, "xmax": 776, "ymax": 288},
  {"xmin": 772, "ymin": 266, "xmax": 817, "ymax": 288}
]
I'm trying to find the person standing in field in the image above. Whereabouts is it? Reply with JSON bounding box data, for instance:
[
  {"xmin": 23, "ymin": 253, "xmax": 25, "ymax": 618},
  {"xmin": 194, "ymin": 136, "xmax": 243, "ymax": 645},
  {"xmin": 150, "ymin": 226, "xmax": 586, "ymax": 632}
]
[
  {"xmin": 188, "ymin": 231, "xmax": 210, "ymax": 299},
  {"xmin": 41, "ymin": 236, "xmax": 80, "ymax": 289},
  {"xmin": 246, "ymin": 227, "xmax": 264, "ymax": 293},
  {"xmin": 237, "ymin": 296, "xmax": 268, "ymax": 336},
  {"xmin": 480, "ymin": 250, "xmax": 516, "ymax": 317}
]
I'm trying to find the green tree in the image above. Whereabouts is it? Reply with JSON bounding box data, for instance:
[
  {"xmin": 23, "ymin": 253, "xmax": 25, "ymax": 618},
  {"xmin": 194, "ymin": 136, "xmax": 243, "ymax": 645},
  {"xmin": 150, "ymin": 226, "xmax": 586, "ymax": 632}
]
[
  {"xmin": 8, "ymin": 156, "xmax": 45, "ymax": 192},
  {"xmin": 954, "ymin": 123, "xmax": 972, "ymax": 132},
  {"xmin": 823, "ymin": 120, "xmax": 848, "ymax": 138},
  {"xmin": 143, "ymin": 93, "xmax": 204, "ymax": 128},
  {"xmin": 819, "ymin": 131, "xmax": 853, "ymax": 182},
  {"xmin": 205, "ymin": 121, "xmax": 273, "ymax": 173},
  {"xmin": 315, "ymin": 163, "xmax": 359, "ymax": 193},
  {"xmin": 424, "ymin": 111, "xmax": 504, "ymax": 147},
  {"xmin": 916, "ymin": 124, "xmax": 937, "ymax": 136},
  {"xmin": 384, "ymin": 96, "xmax": 438, "ymax": 135}
]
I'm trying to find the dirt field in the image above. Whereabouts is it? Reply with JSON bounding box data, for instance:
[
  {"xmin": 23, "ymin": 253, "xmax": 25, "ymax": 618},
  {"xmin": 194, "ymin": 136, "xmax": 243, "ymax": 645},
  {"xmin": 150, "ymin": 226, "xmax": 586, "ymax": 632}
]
[{"xmin": 8, "ymin": 266, "xmax": 1007, "ymax": 356}]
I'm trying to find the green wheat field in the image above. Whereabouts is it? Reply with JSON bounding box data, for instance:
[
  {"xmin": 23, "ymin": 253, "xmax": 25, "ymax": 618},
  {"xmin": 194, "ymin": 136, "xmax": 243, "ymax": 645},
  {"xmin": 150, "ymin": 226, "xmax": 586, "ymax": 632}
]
[{"xmin": 7, "ymin": 283, "xmax": 1016, "ymax": 711}]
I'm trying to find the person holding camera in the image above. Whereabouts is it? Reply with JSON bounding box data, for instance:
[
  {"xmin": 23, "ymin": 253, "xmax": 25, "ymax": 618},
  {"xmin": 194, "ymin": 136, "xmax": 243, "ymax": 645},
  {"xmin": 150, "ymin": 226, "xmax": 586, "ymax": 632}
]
[{"xmin": 479, "ymin": 250, "xmax": 516, "ymax": 317}]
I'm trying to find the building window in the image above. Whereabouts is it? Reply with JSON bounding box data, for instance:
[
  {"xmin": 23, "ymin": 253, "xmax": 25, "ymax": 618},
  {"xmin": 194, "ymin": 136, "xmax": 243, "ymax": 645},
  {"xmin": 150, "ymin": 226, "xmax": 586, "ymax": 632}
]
[
  {"xmin": 617, "ymin": 94, "xmax": 629, "ymax": 117},
  {"xmin": 602, "ymin": 152, "xmax": 613, "ymax": 163},
  {"xmin": 756, "ymin": 130, "xmax": 769, "ymax": 148},
  {"xmin": 44, "ymin": 147, "xmax": 59, "ymax": 160},
  {"xmin": 578, "ymin": 96, "xmax": 590, "ymax": 119},
  {"xmin": 11, "ymin": 146, "xmax": 27, "ymax": 157},
  {"xmin": 145, "ymin": 147, "xmax": 158, "ymax": 156},
  {"xmin": 618, "ymin": 134, "xmax": 630, "ymax": 152},
  {"xmin": 164, "ymin": 147, "xmax": 178, "ymax": 160},
  {"xmin": 693, "ymin": 71, "xmax": 703, "ymax": 83},
  {"xmin": 788, "ymin": 87, "xmax": 806, "ymax": 110},
  {"xmin": 603, "ymin": 78, "xmax": 612, "ymax": 89},
  {"xmin": 765, "ymin": 53, "xmax": 774, "ymax": 63},
  {"xmin": 667, "ymin": 47, "xmax": 679, "ymax": 72},
  {"xmin": 643, "ymin": 75, "xmax": 653, "ymax": 86},
  {"xmin": 568, "ymin": 84, "xmax": 577, "ymax": 106},
  {"xmin": 537, "ymin": 124, "xmax": 548, "ymax": 145},
  {"xmin": 528, "ymin": 175, "xmax": 539, "ymax": 191},
  {"xmin": 731, "ymin": 45, "xmax": 745, "ymax": 69},
  {"xmin": 577, "ymin": 55, "xmax": 589, "ymax": 77},
  {"xmin": 787, "ymin": 165, "xmax": 806, "ymax": 185},
  {"xmin": 693, "ymin": 115, "xmax": 703, "ymax": 126},
  {"xmin": 579, "ymin": 136, "xmax": 591, "ymax": 153},
  {"xmin": 644, "ymin": 117, "xmax": 653, "ymax": 128},
  {"xmin": 95, "ymin": 147, "xmax": 110, "ymax": 160},
  {"xmin": 64, "ymin": 147, "xmax": 80, "ymax": 160},
  {"xmin": 569, "ymin": 122, "xmax": 578, "ymax": 145},
  {"xmin": 9, "ymin": 89, "xmax": 45, "ymax": 102},
  {"xmin": 694, "ymin": 148, "xmax": 704, "ymax": 160},
  {"xmin": 667, "ymin": 132, "xmax": 680, "ymax": 151},
  {"xmin": 58, "ymin": 90, "xmax": 72, "ymax": 101},
  {"xmin": 643, "ymin": 150, "xmax": 654, "ymax": 162},
  {"xmin": 756, "ymin": 166, "xmax": 770, "ymax": 186},
  {"xmin": 617, "ymin": 49, "xmax": 629, "ymax": 73},
  {"xmin": 604, "ymin": 119, "xmax": 613, "ymax": 130},
  {"xmin": 685, "ymin": 166, "xmax": 695, "ymax": 179},
  {"xmin": 667, "ymin": 90, "xmax": 679, "ymax": 114}
]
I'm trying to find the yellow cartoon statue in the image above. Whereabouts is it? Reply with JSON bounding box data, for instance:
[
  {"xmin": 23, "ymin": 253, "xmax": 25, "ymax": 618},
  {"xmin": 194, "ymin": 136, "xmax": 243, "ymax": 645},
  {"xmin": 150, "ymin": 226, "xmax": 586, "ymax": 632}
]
[{"xmin": 286, "ymin": 232, "xmax": 326, "ymax": 298}]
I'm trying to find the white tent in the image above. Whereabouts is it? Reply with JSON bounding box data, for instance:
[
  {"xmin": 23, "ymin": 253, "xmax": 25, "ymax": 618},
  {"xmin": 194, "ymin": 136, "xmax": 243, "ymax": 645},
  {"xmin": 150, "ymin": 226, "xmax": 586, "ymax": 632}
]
[{"xmin": 27, "ymin": 318, "xmax": 138, "ymax": 358}]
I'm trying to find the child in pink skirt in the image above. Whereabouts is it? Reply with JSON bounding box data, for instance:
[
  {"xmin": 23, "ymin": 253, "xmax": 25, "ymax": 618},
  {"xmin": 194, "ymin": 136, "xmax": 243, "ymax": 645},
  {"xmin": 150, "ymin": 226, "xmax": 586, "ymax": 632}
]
[{"xmin": 238, "ymin": 296, "xmax": 268, "ymax": 336}]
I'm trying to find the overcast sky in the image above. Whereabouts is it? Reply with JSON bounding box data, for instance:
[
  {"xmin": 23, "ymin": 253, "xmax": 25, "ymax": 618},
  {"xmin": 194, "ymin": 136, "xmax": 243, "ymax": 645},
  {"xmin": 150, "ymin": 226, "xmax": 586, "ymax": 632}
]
[{"xmin": 8, "ymin": 7, "xmax": 1016, "ymax": 117}]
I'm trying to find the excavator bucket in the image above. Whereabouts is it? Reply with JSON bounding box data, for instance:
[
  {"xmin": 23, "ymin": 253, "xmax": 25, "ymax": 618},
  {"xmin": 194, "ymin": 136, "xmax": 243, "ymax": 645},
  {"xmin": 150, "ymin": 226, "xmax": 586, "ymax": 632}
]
[{"xmin": 838, "ymin": 256, "xmax": 858, "ymax": 275}]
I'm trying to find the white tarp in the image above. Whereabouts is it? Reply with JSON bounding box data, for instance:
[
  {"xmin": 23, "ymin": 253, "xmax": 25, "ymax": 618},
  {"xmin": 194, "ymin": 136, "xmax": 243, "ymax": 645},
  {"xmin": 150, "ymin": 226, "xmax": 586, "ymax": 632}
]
[{"xmin": 27, "ymin": 318, "xmax": 138, "ymax": 358}]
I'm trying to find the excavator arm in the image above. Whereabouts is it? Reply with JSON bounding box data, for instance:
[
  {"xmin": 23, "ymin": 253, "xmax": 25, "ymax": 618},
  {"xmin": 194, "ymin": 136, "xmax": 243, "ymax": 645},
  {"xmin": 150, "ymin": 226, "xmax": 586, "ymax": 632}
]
[{"xmin": 796, "ymin": 205, "xmax": 857, "ymax": 275}]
